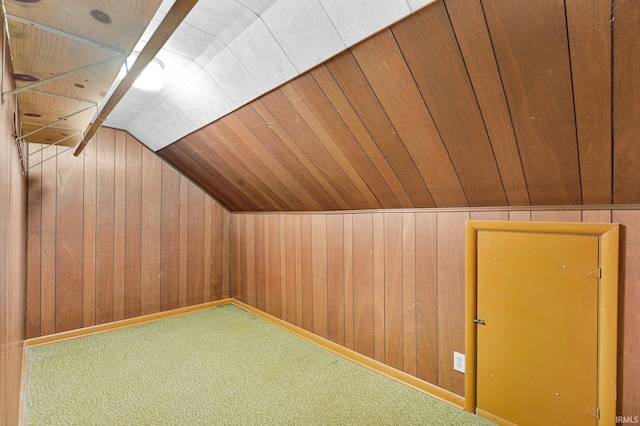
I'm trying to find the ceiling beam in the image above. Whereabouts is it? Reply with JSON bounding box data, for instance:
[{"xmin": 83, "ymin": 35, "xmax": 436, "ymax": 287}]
[{"xmin": 73, "ymin": 0, "xmax": 199, "ymax": 157}]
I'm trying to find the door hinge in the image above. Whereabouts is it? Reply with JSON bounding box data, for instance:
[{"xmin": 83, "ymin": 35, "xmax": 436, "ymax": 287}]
[
  {"xmin": 473, "ymin": 318, "xmax": 486, "ymax": 325},
  {"xmin": 588, "ymin": 268, "xmax": 601, "ymax": 279},
  {"xmin": 585, "ymin": 405, "xmax": 600, "ymax": 419}
]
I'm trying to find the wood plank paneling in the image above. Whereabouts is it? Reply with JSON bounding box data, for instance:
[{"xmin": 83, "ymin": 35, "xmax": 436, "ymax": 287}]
[
  {"xmin": 566, "ymin": 0, "xmax": 612, "ymax": 204},
  {"xmin": 234, "ymin": 105, "xmax": 339, "ymax": 210},
  {"xmin": 444, "ymin": 0, "xmax": 529, "ymax": 206},
  {"xmin": 353, "ymin": 213, "xmax": 374, "ymax": 359},
  {"xmin": 261, "ymin": 91, "xmax": 366, "ymax": 209},
  {"xmin": 179, "ymin": 175, "xmax": 189, "ymax": 307},
  {"xmin": 254, "ymin": 215, "xmax": 265, "ymax": 311},
  {"xmin": 373, "ymin": 213, "xmax": 386, "ymax": 363},
  {"xmin": 82, "ymin": 136, "xmax": 97, "ymax": 328},
  {"xmin": 287, "ymin": 77, "xmax": 387, "ymax": 208},
  {"xmin": 613, "ymin": 0, "xmax": 640, "ymax": 203},
  {"xmin": 301, "ymin": 215, "xmax": 313, "ymax": 332},
  {"xmin": 141, "ymin": 148, "xmax": 162, "ymax": 315},
  {"xmin": 155, "ymin": 1, "xmax": 628, "ymax": 211},
  {"xmin": 95, "ymin": 129, "xmax": 115, "ymax": 325},
  {"xmin": 26, "ymin": 128, "xmax": 230, "ymax": 337},
  {"xmin": 436, "ymin": 211, "xmax": 468, "ymax": 396},
  {"xmin": 415, "ymin": 212, "xmax": 438, "ymax": 384},
  {"xmin": 231, "ymin": 207, "xmax": 640, "ymax": 408},
  {"xmin": 392, "ymin": 2, "xmax": 507, "ymax": 207},
  {"xmin": 327, "ymin": 215, "xmax": 345, "ymax": 345},
  {"xmin": 54, "ymin": 145, "xmax": 83, "ymax": 332},
  {"xmin": 312, "ymin": 215, "xmax": 328, "ymax": 337},
  {"xmin": 125, "ymin": 134, "xmax": 142, "ymax": 319},
  {"xmin": 40, "ymin": 141, "xmax": 56, "ymax": 335},
  {"xmin": 483, "ymin": 0, "xmax": 581, "ymax": 205},
  {"xmin": 284, "ymin": 215, "xmax": 296, "ymax": 323},
  {"xmin": 325, "ymin": 53, "xmax": 432, "ymax": 208},
  {"xmin": 113, "ymin": 131, "xmax": 127, "ymax": 321},
  {"xmin": 402, "ymin": 212, "xmax": 417, "ymax": 376},
  {"xmin": 2, "ymin": 45, "xmax": 26, "ymax": 423},
  {"xmin": 26, "ymin": 144, "xmax": 42, "ymax": 338},
  {"xmin": 612, "ymin": 210, "xmax": 640, "ymax": 416},
  {"xmin": 310, "ymin": 66, "xmax": 409, "ymax": 207},
  {"xmin": 384, "ymin": 212, "xmax": 403, "ymax": 370},
  {"xmin": 160, "ymin": 162, "xmax": 181, "ymax": 311},
  {"xmin": 351, "ymin": 29, "xmax": 465, "ymax": 208},
  {"xmin": 186, "ymin": 182, "xmax": 205, "ymax": 307}
]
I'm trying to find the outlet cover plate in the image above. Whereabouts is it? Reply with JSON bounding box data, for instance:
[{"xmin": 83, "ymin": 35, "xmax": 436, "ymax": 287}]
[{"xmin": 454, "ymin": 351, "xmax": 465, "ymax": 373}]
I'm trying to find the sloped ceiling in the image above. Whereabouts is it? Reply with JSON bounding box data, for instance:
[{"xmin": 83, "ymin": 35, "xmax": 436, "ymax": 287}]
[
  {"xmin": 106, "ymin": 0, "xmax": 433, "ymax": 150},
  {"xmin": 158, "ymin": 0, "xmax": 639, "ymax": 212}
]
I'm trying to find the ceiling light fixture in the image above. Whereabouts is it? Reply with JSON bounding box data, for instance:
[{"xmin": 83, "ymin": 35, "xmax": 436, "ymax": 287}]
[{"xmin": 125, "ymin": 52, "xmax": 165, "ymax": 91}]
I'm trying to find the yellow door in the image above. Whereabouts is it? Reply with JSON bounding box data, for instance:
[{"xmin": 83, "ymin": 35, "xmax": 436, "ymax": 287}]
[{"xmin": 476, "ymin": 230, "xmax": 599, "ymax": 425}]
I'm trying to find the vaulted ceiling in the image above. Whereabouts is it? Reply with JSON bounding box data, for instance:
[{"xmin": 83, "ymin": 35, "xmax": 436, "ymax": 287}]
[
  {"xmin": 9, "ymin": 0, "xmax": 640, "ymax": 212},
  {"xmin": 159, "ymin": 0, "xmax": 639, "ymax": 211}
]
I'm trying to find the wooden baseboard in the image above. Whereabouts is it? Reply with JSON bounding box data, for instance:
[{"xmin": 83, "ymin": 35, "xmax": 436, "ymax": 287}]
[{"xmin": 24, "ymin": 298, "xmax": 234, "ymax": 347}]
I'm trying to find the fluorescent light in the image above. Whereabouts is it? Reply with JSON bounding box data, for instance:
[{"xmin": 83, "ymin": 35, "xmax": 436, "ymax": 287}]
[{"xmin": 123, "ymin": 52, "xmax": 165, "ymax": 91}]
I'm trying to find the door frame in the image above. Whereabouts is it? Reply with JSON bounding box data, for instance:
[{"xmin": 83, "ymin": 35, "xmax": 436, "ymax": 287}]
[{"xmin": 465, "ymin": 220, "xmax": 619, "ymax": 424}]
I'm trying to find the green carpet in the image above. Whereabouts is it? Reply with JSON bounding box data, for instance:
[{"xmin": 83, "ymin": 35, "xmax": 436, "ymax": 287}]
[{"xmin": 27, "ymin": 304, "xmax": 495, "ymax": 425}]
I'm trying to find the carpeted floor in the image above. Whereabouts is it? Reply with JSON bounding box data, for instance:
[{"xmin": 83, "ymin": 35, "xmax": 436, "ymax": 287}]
[{"xmin": 27, "ymin": 304, "xmax": 495, "ymax": 425}]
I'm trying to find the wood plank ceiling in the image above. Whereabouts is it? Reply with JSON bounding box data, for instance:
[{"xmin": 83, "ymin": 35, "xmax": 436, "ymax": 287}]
[
  {"xmin": 5, "ymin": 0, "xmax": 161, "ymax": 148},
  {"xmin": 154, "ymin": 0, "xmax": 632, "ymax": 211}
]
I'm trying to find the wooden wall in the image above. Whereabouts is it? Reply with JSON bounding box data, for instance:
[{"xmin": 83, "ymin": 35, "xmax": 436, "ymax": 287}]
[
  {"xmin": 232, "ymin": 209, "xmax": 639, "ymax": 416},
  {"xmin": 26, "ymin": 128, "xmax": 231, "ymax": 338},
  {"xmin": 0, "ymin": 33, "xmax": 26, "ymax": 426}
]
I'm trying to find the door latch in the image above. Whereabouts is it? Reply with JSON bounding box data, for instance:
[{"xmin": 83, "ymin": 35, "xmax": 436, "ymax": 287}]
[{"xmin": 473, "ymin": 318, "xmax": 486, "ymax": 325}]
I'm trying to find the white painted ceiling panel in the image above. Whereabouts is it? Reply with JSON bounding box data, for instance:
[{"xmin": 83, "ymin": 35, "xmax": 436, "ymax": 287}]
[
  {"xmin": 183, "ymin": 0, "xmax": 260, "ymax": 44},
  {"xmin": 129, "ymin": 69, "xmax": 237, "ymax": 150},
  {"xmin": 203, "ymin": 47, "xmax": 263, "ymax": 107},
  {"xmin": 235, "ymin": 0, "xmax": 278, "ymax": 15},
  {"xmin": 261, "ymin": 0, "xmax": 345, "ymax": 72},
  {"xmin": 407, "ymin": 0, "xmax": 438, "ymax": 12},
  {"xmin": 105, "ymin": 0, "xmax": 431, "ymax": 151},
  {"xmin": 319, "ymin": 0, "xmax": 411, "ymax": 47},
  {"xmin": 228, "ymin": 18, "xmax": 298, "ymax": 91}
]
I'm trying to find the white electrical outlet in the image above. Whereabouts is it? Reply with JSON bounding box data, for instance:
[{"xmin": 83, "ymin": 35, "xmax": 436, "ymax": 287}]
[{"xmin": 454, "ymin": 351, "xmax": 465, "ymax": 373}]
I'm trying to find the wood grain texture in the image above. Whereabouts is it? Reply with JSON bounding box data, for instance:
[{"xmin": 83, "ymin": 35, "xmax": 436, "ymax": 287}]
[
  {"xmin": 352, "ymin": 29, "xmax": 465, "ymax": 208},
  {"xmin": 140, "ymin": 144, "xmax": 162, "ymax": 315},
  {"xmin": 566, "ymin": 0, "xmax": 612, "ymax": 204},
  {"xmin": 113, "ymin": 131, "xmax": 127, "ymax": 321},
  {"xmin": 95, "ymin": 129, "xmax": 116, "ymax": 325},
  {"xmin": 54, "ymin": 144, "xmax": 84, "ymax": 332},
  {"xmin": 40, "ymin": 140, "xmax": 56, "ymax": 335},
  {"xmin": 1, "ymin": 50, "xmax": 26, "ymax": 424},
  {"xmin": 231, "ymin": 207, "xmax": 640, "ymax": 405},
  {"xmin": 186, "ymin": 181, "xmax": 204, "ymax": 307},
  {"xmin": 125, "ymin": 134, "xmax": 142, "ymax": 319},
  {"xmin": 160, "ymin": 162, "xmax": 181, "ymax": 311},
  {"xmin": 325, "ymin": 52, "xmax": 432, "ymax": 208},
  {"xmin": 444, "ymin": 0, "xmax": 529, "ymax": 206},
  {"xmin": 82, "ymin": 136, "xmax": 97, "ymax": 327},
  {"xmin": 613, "ymin": 0, "xmax": 640, "ymax": 203},
  {"xmin": 384, "ymin": 212, "xmax": 403, "ymax": 370},
  {"xmin": 157, "ymin": 1, "xmax": 628, "ymax": 211},
  {"xmin": 352, "ymin": 213, "xmax": 374, "ymax": 359},
  {"xmin": 483, "ymin": 0, "xmax": 581, "ymax": 205},
  {"xmin": 612, "ymin": 210, "xmax": 640, "ymax": 416},
  {"xmin": 415, "ymin": 212, "xmax": 438, "ymax": 384},
  {"xmin": 327, "ymin": 215, "xmax": 345, "ymax": 345},
  {"xmin": 26, "ymin": 128, "xmax": 230, "ymax": 337},
  {"xmin": 26, "ymin": 144, "xmax": 42, "ymax": 338},
  {"xmin": 392, "ymin": 2, "xmax": 507, "ymax": 207}
]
